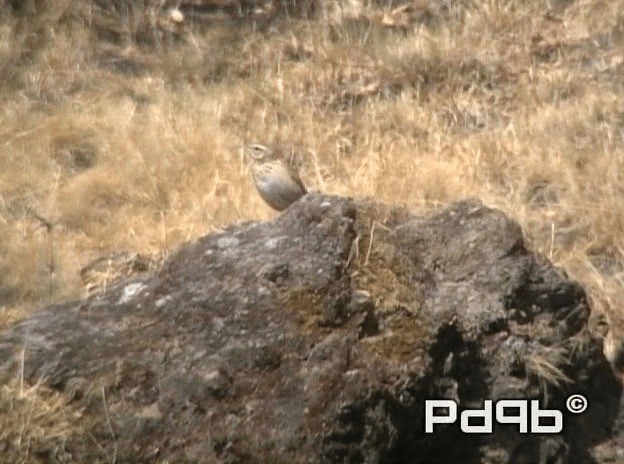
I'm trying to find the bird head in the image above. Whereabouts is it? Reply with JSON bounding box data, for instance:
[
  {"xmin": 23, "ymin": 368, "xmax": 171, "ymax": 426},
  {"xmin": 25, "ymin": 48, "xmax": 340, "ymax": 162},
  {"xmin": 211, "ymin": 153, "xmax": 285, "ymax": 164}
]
[{"xmin": 245, "ymin": 143, "xmax": 274, "ymax": 163}]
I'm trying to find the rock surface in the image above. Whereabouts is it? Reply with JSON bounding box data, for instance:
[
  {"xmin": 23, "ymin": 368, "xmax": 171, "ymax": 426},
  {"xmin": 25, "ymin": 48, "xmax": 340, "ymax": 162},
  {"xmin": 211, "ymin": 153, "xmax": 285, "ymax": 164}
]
[{"xmin": 0, "ymin": 194, "xmax": 620, "ymax": 463}]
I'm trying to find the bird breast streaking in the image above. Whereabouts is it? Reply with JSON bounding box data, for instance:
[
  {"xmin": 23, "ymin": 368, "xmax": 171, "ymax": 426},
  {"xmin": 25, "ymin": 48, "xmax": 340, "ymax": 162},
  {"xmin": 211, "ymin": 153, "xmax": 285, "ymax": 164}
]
[{"xmin": 245, "ymin": 143, "xmax": 307, "ymax": 211}]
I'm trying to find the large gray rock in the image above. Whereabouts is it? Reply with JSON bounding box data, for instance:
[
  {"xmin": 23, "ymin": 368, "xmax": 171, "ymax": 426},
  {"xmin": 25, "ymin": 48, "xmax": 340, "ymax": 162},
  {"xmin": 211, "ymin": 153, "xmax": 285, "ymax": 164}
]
[{"xmin": 0, "ymin": 194, "xmax": 619, "ymax": 463}]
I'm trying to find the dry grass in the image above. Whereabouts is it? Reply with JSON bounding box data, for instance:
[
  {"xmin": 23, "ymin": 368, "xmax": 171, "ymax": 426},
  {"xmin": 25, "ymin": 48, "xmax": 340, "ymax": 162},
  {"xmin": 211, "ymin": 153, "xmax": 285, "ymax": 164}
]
[
  {"xmin": 0, "ymin": 0, "xmax": 623, "ymax": 454},
  {"xmin": 0, "ymin": 375, "xmax": 83, "ymax": 463},
  {"xmin": 525, "ymin": 345, "xmax": 572, "ymax": 389},
  {"xmin": 1, "ymin": 0, "xmax": 622, "ymax": 326}
]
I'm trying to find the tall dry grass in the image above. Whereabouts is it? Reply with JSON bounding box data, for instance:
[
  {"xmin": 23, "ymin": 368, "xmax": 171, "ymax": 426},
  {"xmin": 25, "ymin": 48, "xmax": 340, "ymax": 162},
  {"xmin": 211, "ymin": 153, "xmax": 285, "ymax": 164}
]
[
  {"xmin": 0, "ymin": 0, "xmax": 622, "ymax": 320},
  {"xmin": 1, "ymin": 0, "xmax": 622, "ymax": 322},
  {"xmin": 0, "ymin": 0, "xmax": 623, "ymax": 457}
]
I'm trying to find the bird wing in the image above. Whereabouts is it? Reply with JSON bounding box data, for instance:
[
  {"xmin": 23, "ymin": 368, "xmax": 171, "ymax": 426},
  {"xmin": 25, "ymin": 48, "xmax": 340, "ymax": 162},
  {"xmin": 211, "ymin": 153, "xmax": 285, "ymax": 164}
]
[{"xmin": 290, "ymin": 169, "xmax": 307, "ymax": 194}]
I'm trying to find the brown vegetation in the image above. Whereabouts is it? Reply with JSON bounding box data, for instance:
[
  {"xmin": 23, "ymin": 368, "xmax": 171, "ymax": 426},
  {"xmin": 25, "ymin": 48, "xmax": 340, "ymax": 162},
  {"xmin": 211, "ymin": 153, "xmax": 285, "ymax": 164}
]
[{"xmin": 0, "ymin": 0, "xmax": 623, "ymax": 459}]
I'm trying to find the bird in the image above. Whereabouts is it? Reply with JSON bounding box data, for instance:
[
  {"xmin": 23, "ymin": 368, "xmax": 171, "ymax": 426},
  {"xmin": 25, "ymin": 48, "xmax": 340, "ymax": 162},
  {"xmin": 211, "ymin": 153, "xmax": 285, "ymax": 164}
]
[{"xmin": 244, "ymin": 143, "xmax": 307, "ymax": 211}]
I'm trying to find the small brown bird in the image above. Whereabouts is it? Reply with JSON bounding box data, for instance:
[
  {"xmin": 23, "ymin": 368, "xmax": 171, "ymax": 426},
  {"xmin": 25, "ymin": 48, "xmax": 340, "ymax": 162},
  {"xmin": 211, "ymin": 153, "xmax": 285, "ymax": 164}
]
[{"xmin": 244, "ymin": 143, "xmax": 307, "ymax": 211}]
